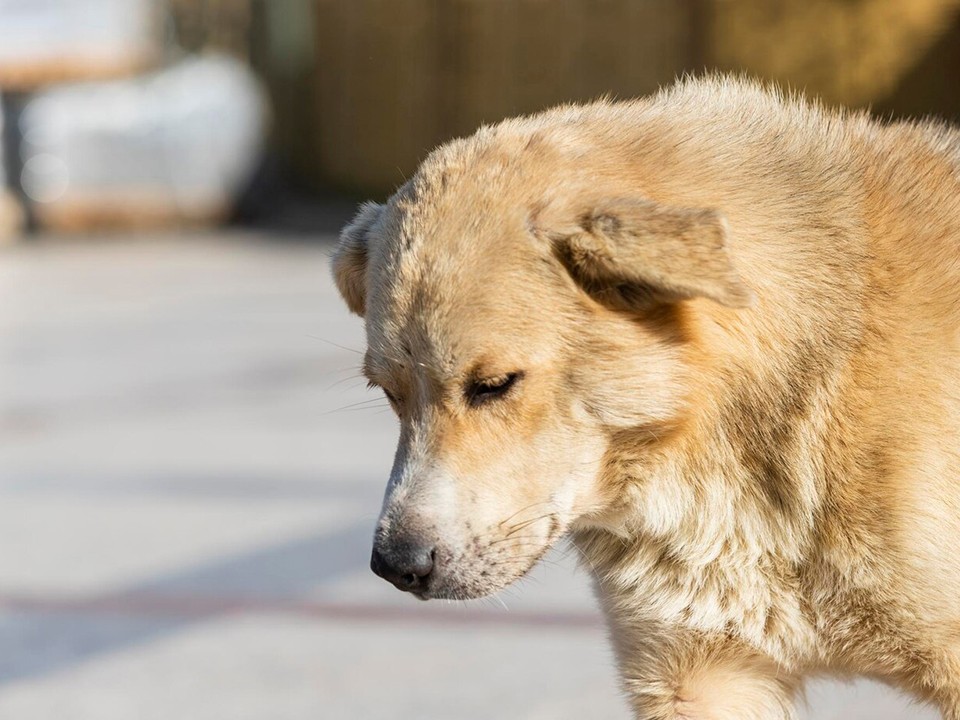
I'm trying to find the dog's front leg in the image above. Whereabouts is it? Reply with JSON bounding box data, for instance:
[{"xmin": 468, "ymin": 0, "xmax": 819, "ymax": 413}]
[{"xmin": 616, "ymin": 629, "xmax": 799, "ymax": 720}]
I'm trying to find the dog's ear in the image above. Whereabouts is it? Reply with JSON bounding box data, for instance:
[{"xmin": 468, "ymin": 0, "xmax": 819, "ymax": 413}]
[
  {"xmin": 332, "ymin": 202, "xmax": 384, "ymax": 316},
  {"xmin": 548, "ymin": 198, "xmax": 754, "ymax": 309}
]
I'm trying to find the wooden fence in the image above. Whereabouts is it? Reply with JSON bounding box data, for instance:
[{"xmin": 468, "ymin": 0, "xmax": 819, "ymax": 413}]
[{"xmin": 207, "ymin": 0, "xmax": 960, "ymax": 196}]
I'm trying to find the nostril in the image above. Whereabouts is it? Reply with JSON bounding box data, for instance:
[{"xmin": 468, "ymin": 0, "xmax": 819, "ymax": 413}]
[{"xmin": 409, "ymin": 546, "xmax": 435, "ymax": 579}]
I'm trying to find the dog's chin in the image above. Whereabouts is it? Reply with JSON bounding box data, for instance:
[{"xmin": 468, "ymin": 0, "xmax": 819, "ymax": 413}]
[
  {"xmin": 416, "ymin": 553, "xmax": 546, "ymax": 602},
  {"xmin": 415, "ymin": 577, "xmax": 512, "ymax": 602},
  {"xmin": 429, "ymin": 522, "xmax": 568, "ymax": 601}
]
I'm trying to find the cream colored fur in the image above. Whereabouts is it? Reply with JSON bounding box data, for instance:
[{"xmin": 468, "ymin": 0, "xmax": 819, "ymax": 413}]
[{"xmin": 332, "ymin": 76, "xmax": 960, "ymax": 719}]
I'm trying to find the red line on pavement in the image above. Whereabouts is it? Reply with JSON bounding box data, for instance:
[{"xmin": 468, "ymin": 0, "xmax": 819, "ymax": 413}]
[{"xmin": 0, "ymin": 592, "xmax": 602, "ymax": 631}]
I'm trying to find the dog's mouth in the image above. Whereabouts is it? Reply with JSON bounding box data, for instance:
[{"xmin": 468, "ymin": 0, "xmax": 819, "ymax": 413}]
[{"xmin": 372, "ymin": 514, "xmax": 564, "ymax": 601}]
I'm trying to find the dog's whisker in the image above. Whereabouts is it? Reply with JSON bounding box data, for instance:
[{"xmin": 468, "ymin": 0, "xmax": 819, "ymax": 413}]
[
  {"xmin": 489, "ymin": 594, "xmax": 510, "ymax": 611},
  {"xmin": 497, "ymin": 500, "xmax": 554, "ymax": 529},
  {"xmin": 485, "ymin": 535, "xmax": 545, "ymax": 543},
  {"xmin": 308, "ymin": 335, "xmax": 363, "ymax": 354},
  {"xmin": 325, "ymin": 373, "xmax": 367, "ymax": 391},
  {"xmin": 504, "ymin": 513, "xmax": 555, "ymax": 537},
  {"xmin": 323, "ymin": 398, "xmax": 391, "ymax": 415}
]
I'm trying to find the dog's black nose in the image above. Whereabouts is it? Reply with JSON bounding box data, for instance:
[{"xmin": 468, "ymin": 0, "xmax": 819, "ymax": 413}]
[{"xmin": 370, "ymin": 541, "xmax": 435, "ymax": 592}]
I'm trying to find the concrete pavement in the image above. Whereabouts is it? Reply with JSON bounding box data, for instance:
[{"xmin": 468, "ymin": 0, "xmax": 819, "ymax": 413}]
[{"xmin": 0, "ymin": 232, "xmax": 939, "ymax": 719}]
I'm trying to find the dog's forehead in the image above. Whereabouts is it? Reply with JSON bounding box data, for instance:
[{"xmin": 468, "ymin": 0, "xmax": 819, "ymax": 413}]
[
  {"xmin": 368, "ymin": 181, "xmax": 545, "ymax": 312},
  {"xmin": 364, "ymin": 259, "xmax": 555, "ymax": 378},
  {"xmin": 363, "ymin": 221, "xmax": 564, "ymax": 379}
]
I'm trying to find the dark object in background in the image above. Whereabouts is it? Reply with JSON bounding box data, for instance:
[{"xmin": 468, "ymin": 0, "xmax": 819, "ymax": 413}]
[{"xmin": 305, "ymin": 0, "xmax": 960, "ymax": 197}]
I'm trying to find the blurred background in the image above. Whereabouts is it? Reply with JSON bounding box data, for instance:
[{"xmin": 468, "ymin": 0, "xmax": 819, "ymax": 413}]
[{"xmin": 0, "ymin": 1, "xmax": 958, "ymax": 718}]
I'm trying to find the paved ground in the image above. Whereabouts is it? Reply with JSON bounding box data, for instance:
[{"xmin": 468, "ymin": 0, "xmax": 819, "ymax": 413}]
[{"xmin": 0, "ymin": 231, "xmax": 940, "ymax": 719}]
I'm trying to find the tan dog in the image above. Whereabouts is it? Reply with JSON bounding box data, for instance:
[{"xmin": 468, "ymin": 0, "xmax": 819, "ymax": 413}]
[{"xmin": 331, "ymin": 76, "xmax": 960, "ymax": 720}]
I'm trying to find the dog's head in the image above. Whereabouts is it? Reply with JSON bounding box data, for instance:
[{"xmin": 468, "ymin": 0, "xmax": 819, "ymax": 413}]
[{"xmin": 331, "ymin": 137, "xmax": 753, "ymax": 600}]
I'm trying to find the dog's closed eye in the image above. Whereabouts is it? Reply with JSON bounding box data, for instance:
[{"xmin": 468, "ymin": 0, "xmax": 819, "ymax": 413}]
[
  {"xmin": 465, "ymin": 372, "xmax": 522, "ymax": 407},
  {"xmin": 367, "ymin": 380, "xmax": 400, "ymax": 406}
]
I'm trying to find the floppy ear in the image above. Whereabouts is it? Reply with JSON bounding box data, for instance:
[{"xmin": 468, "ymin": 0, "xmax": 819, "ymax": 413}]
[
  {"xmin": 549, "ymin": 198, "xmax": 754, "ymax": 309},
  {"xmin": 332, "ymin": 202, "xmax": 384, "ymax": 316}
]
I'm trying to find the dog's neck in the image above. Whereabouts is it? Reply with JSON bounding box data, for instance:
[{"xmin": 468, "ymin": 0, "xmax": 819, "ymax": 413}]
[{"xmin": 569, "ymin": 350, "xmax": 854, "ymax": 667}]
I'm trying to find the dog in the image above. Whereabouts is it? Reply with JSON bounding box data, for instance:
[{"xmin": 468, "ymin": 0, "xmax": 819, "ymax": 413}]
[{"xmin": 331, "ymin": 75, "xmax": 960, "ymax": 719}]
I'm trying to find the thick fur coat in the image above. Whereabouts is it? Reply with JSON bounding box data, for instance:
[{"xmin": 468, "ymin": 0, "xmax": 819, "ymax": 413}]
[{"xmin": 331, "ymin": 76, "xmax": 960, "ymax": 719}]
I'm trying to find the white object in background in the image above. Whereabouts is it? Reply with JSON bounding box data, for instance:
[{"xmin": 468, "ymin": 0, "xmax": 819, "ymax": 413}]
[
  {"xmin": 0, "ymin": 0, "xmax": 157, "ymax": 88},
  {"xmin": 18, "ymin": 54, "xmax": 268, "ymax": 231}
]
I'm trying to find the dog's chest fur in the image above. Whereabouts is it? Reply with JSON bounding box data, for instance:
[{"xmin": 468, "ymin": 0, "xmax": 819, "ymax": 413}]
[{"xmin": 575, "ymin": 485, "xmax": 820, "ymax": 669}]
